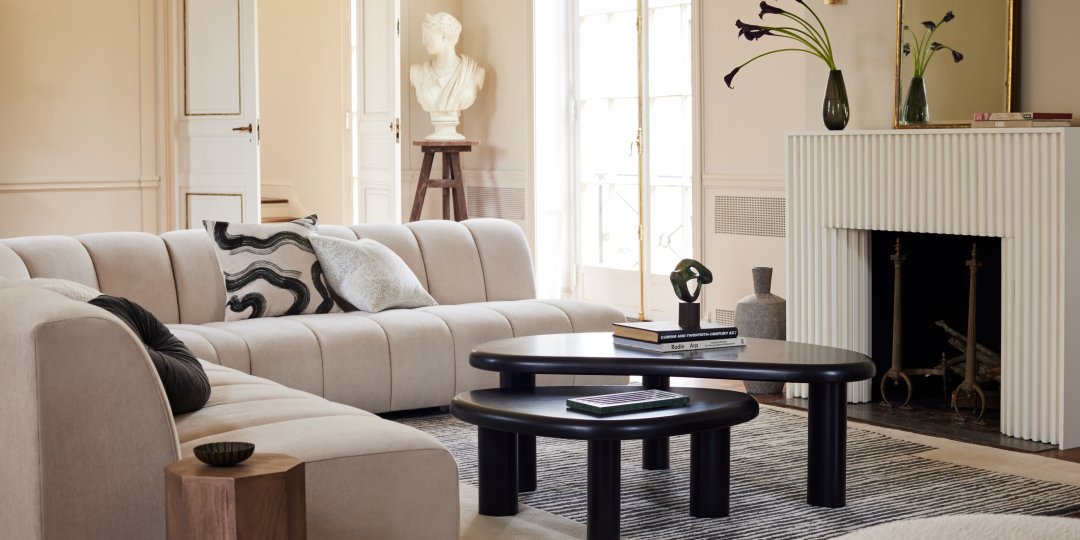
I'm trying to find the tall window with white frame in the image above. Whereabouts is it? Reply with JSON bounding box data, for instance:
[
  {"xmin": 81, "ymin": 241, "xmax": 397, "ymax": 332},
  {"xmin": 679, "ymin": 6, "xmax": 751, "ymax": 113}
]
[{"xmin": 574, "ymin": 0, "xmax": 693, "ymax": 319}]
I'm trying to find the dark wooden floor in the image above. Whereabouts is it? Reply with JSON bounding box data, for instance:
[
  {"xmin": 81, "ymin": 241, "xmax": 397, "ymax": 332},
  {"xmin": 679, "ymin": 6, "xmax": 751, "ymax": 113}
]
[{"xmin": 671, "ymin": 377, "xmax": 1080, "ymax": 464}]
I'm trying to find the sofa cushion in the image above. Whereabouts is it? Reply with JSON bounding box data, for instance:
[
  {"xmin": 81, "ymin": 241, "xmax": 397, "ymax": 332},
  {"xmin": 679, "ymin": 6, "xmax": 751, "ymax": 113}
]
[
  {"xmin": 282, "ymin": 313, "xmax": 393, "ymax": 413},
  {"xmin": 0, "ymin": 243, "xmax": 29, "ymax": 279},
  {"xmin": 407, "ymin": 220, "xmax": 487, "ymax": 305},
  {"xmin": 310, "ymin": 236, "xmax": 436, "ymax": 312},
  {"xmin": 177, "ymin": 362, "xmax": 459, "ymax": 540},
  {"xmin": 78, "ymin": 232, "xmax": 181, "ymax": 324},
  {"xmin": 89, "ymin": 295, "xmax": 210, "ymax": 414},
  {"xmin": 204, "ymin": 215, "xmax": 340, "ymax": 321},
  {"xmin": 162, "ymin": 229, "xmax": 228, "ymax": 325},
  {"xmin": 0, "ymin": 236, "xmax": 99, "ymax": 288}
]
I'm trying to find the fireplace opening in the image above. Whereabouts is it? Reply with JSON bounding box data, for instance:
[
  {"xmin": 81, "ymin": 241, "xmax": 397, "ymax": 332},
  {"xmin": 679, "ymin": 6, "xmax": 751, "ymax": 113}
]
[{"xmin": 869, "ymin": 231, "xmax": 1002, "ymax": 414}]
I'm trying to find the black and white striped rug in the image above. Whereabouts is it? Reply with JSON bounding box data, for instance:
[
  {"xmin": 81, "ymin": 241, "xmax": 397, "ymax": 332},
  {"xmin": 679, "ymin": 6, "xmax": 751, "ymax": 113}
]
[{"xmin": 402, "ymin": 407, "xmax": 1080, "ymax": 539}]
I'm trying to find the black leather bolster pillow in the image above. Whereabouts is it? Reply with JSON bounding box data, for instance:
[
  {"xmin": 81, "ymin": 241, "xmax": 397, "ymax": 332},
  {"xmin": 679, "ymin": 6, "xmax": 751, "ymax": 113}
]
[{"xmin": 89, "ymin": 294, "xmax": 210, "ymax": 415}]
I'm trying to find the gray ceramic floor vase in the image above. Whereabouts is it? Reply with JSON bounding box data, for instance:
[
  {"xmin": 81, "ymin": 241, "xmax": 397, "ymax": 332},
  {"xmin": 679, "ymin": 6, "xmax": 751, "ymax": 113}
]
[{"xmin": 735, "ymin": 267, "xmax": 787, "ymax": 394}]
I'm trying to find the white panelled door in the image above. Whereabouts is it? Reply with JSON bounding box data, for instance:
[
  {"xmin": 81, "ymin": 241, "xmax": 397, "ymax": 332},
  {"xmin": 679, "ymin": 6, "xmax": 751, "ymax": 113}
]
[
  {"xmin": 350, "ymin": 0, "xmax": 401, "ymax": 224},
  {"xmin": 176, "ymin": 0, "xmax": 260, "ymax": 227}
]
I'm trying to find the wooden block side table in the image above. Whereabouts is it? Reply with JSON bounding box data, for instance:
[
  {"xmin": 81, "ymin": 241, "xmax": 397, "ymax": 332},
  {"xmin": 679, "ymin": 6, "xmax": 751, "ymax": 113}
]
[
  {"xmin": 165, "ymin": 453, "xmax": 306, "ymax": 540},
  {"xmin": 409, "ymin": 140, "xmax": 479, "ymax": 222}
]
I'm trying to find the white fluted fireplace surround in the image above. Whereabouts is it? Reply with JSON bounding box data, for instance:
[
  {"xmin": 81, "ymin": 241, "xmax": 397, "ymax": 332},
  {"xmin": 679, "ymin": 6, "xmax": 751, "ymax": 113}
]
[{"xmin": 785, "ymin": 128, "xmax": 1080, "ymax": 449}]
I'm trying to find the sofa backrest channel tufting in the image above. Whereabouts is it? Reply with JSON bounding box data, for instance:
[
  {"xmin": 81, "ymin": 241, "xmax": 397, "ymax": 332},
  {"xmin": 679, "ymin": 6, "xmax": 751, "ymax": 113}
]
[{"xmin": 0, "ymin": 219, "xmax": 537, "ymax": 324}]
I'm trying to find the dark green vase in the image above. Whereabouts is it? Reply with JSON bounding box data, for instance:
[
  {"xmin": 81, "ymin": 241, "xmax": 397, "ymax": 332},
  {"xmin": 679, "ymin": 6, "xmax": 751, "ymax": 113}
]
[
  {"xmin": 901, "ymin": 77, "xmax": 929, "ymax": 124},
  {"xmin": 822, "ymin": 69, "xmax": 849, "ymax": 131}
]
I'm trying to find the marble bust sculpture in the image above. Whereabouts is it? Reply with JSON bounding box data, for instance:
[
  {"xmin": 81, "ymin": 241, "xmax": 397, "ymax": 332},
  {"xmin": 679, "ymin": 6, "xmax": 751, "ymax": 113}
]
[{"xmin": 409, "ymin": 12, "xmax": 486, "ymax": 141}]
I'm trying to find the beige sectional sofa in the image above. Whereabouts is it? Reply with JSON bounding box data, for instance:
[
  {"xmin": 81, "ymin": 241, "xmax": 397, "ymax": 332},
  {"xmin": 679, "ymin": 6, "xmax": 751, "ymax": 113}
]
[{"xmin": 0, "ymin": 219, "xmax": 626, "ymax": 540}]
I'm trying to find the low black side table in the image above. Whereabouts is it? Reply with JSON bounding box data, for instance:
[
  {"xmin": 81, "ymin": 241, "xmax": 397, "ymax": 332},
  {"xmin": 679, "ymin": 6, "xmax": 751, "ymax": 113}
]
[{"xmin": 451, "ymin": 385, "xmax": 759, "ymax": 540}]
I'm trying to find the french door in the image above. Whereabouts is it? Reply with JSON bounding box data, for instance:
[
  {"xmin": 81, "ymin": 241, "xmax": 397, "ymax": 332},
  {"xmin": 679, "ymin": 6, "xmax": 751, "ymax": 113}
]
[
  {"xmin": 574, "ymin": 0, "xmax": 695, "ymax": 320},
  {"xmin": 175, "ymin": 0, "xmax": 261, "ymax": 227}
]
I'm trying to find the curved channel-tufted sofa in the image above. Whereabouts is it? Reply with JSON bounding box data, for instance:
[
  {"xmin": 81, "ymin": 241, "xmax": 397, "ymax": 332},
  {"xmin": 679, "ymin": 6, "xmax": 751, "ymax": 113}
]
[{"xmin": 0, "ymin": 218, "xmax": 626, "ymax": 539}]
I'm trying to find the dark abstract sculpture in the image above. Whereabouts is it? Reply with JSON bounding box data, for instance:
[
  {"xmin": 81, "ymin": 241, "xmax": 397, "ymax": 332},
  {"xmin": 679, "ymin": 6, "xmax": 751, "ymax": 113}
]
[{"xmin": 670, "ymin": 259, "xmax": 713, "ymax": 328}]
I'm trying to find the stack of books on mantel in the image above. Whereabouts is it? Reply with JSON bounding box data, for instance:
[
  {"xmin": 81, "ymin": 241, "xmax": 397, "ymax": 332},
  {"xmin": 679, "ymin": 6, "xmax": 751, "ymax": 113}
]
[
  {"xmin": 612, "ymin": 320, "xmax": 744, "ymax": 352},
  {"xmin": 971, "ymin": 112, "xmax": 1073, "ymax": 128}
]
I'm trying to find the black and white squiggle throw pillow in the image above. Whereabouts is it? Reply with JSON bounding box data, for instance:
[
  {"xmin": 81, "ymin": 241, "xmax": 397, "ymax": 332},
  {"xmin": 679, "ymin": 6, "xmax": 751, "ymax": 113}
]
[{"xmin": 203, "ymin": 215, "xmax": 340, "ymax": 321}]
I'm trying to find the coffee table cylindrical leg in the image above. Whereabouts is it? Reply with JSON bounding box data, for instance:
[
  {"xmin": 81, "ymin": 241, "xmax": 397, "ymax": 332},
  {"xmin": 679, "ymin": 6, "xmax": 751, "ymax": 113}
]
[
  {"xmin": 587, "ymin": 440, "xmax": 621, "ymax": 540},
  {"xmin": 499, "ymin": 372, "xmax": 538, "ymax": 492},
  {"xmin": 518, "ymin": 435, "xmax": 537, "ymax": 492},
  {"xmin": 690, "ymin": 428, "xmax": 730, "ymax": 517},
  {"xmin": 808, "ymin": 381, "xmax": 847, "ymax": 508},
  {"xmin": 642, "ymin": 375, "xmax": 671, "ymax": 470},
  {"xmin": 478, "ymin": 427, "xmax": 519, "ymax": 516}
]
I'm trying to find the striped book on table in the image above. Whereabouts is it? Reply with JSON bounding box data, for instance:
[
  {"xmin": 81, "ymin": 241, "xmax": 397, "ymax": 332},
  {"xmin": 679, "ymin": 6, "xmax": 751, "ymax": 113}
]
[
  {"xmin": 612, "ymin": 320, "xmax": 738, "ymax": 343},
  {"xmin": 613, "ymin": 336, "xmax": 746, "ymax": 353}
]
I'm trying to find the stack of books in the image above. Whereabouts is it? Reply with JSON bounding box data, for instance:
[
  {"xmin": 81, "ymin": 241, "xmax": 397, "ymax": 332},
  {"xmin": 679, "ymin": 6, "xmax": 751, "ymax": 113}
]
[
  {"xmin": 971, "ymin": 112, "xmax": 1073, "ymax": 128},
  {"xmin": 612, "ymin": 320, "xmax": 744, "ymax": 352}
]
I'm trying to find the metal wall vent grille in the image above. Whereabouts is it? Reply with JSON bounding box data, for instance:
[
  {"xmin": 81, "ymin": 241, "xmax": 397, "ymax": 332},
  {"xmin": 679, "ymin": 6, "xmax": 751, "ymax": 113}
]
[
  {"xmin": 714, "ymin": 195, "xmax": 786, "ymax": 237},
  {"xmin": 714, "ymin": 309, "xmax": 736, "ymax": 326},
  {"xmin": 466, "ymin": 186, "xmax": 526, "ymax": 221}
]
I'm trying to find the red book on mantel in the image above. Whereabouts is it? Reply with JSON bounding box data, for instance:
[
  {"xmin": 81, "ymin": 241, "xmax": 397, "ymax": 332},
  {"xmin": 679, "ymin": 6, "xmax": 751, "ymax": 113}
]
[{"xmin": 973, "ymin": 112, "xmax": 1073, "ymax": 121}]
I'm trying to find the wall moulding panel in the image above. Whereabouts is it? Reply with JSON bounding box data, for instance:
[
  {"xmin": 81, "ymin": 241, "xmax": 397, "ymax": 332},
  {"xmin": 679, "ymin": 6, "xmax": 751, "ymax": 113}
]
[
  {"xmin": 0, "ymin": 0, "xmax": 166, "ymax": 236},
  {"xmin": 184, "ymin": 0, "xmax": 242, "ymax": 116},
  {"xmin": 0, "ymin": 190, "xmax": 153, "ymax": 237},
  {"xmin": 0, "ymin": 178, "xmax": 161, "ymax": 193},
  {"xmin": 701, "ymin": 173, "xmax": 785, "ymax": 191},
  {"xmin": 787, "ymin": 128, "xmax": 1080, "ymax": 449}
]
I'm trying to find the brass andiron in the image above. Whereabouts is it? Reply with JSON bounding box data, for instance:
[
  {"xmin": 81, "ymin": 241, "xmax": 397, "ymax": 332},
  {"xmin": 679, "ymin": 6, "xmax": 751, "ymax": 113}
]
[
  {"xmin": 881, "ymin": 238, "xmax": 914, "ymax": 407},
  {"xmin": 951, "ymin": 243, "xmax": 987, "ymax": 422},
  {"xmin": 880, "ymin": 238, "xmax": 949, "ymax": 408},
  {"xmin": 935, "ymin": 320, "xmax": 1001, "ymax": 383}
]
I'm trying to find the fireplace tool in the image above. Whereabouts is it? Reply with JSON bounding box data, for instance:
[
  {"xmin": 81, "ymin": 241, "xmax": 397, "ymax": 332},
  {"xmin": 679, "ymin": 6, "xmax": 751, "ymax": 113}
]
[
  {"xmin": 951, "ymin": 243, "xmax": 987, "ymax": 422},
  {"xmin": 880, "ymin": 238, "xmax": 949, "ymax": 408}
]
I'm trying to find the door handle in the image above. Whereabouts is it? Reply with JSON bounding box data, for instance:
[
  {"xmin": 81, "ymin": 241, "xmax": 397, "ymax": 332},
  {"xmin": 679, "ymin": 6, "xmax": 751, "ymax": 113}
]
[{"xmin": 232, "ymin": 123, "xmax": 253, "ymax": 133}]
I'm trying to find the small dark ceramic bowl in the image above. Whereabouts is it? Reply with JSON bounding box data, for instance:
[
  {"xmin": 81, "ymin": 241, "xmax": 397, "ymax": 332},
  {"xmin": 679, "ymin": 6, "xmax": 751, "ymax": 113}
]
[{"xmin": 193, "ymin": 442, "xmax": 255, "ymax": 467}]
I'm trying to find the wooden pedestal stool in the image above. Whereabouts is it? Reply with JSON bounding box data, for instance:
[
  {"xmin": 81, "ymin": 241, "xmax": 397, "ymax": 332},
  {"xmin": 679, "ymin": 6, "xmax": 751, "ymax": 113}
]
[
  {"xmin": 409, "ymin": 140, "xmax": 478, "ymax": 221},
  {"xmin": 165, "ymin": 453, "xmax": 306, "ymax": 540}
]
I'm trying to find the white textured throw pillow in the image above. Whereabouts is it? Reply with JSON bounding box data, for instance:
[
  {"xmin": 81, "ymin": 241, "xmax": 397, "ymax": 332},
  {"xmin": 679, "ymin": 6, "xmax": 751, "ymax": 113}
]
[
  {"xmin": 204, "ymin": 215, "xmax": 340, "ymax": 321},
  {"xmin": 309, "ymin": 236, "xmax": 437, "ymax": 312}
]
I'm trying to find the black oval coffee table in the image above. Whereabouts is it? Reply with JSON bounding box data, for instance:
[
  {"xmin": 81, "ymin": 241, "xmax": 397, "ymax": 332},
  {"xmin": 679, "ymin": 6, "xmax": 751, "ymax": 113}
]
[
  {"xmin": 469, "ymin": 332, "xmax": 875, "ymax": 508},
  {"xmin": 451, "ymin": 385, "xmax": 759, "ymax": 540}
]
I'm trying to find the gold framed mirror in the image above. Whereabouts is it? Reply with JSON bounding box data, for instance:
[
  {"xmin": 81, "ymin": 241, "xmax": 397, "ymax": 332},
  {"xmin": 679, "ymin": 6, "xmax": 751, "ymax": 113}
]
[{"xmin": 894, "ymin": 0, "xmax": 1019, "ymax": 128}]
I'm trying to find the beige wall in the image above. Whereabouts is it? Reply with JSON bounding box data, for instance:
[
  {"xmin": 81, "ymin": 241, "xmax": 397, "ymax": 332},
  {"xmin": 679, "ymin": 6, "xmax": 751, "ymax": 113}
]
[
  {"xmin": 461, "ymin": 0, "xmax": 530, "ymax": 173},
  {"xmin": 258, "ymin": 0, "xmax": 348, "ymax": 225},
  {"xmin": 0, "ymin": 0, "xmax": 163, "ymax": 237}
]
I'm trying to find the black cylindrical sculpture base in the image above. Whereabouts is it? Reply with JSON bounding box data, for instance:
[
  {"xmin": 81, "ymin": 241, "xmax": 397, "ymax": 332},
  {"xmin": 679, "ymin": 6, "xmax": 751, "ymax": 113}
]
[{"xmin": 678, "ymin": 302, "xmax": 701, "ymax": 328}]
